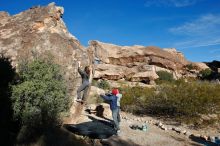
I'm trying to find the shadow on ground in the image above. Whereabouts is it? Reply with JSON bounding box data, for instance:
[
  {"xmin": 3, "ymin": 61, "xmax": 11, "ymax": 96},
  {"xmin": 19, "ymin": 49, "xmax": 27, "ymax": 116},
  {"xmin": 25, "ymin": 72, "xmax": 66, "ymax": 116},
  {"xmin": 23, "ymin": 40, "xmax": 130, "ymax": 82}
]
[
  {"xmin": 189, "ymin": 135, "xmax": 218, "ymax": 146},
  {"xmin": 63, "ymin": 115, "xmax": 116, "ymax": 139},
  {"xmin": 36, "ymin": 127, "xmax": 90, "ymax": 146},
  {"xmin": 63, "ymin": 115, "xmax": 141, "ymax": 146}
]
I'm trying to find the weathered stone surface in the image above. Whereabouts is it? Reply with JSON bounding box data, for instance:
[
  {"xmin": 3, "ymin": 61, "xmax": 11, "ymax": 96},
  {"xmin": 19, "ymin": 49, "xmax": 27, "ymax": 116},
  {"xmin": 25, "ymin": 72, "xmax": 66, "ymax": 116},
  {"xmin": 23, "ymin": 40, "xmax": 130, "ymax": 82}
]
[
  {"xmin": 107, "ymin": 80, "xmax": 155, "ymax": 88},
  {"xmin": 192, "ymin": 62, "xmax": 210, "ymax": 71},
  {"xmin": 164, "ymin": 48, "xmax": 186, "ymax": 64},
  {"xmin": 0, "ymin": 3, "xmax": 92, "ymax": 98},
  {"xmin": 89, "ymin": 86, "xmax": 105, "ymax": 97},
  {"xmin": 94, "ymin": 63, "xmax": 158, "ymax": 83},
  {"xmin": 88, "ymin": 40, "xmax": 192, "ymax": 84},
  {"xmin": 89, "ymin": 41, "xmax": 189, "ymax": 68},
  {"xmin": 94, "ymin": 64, "xmax": 127, "ymax": 80}
]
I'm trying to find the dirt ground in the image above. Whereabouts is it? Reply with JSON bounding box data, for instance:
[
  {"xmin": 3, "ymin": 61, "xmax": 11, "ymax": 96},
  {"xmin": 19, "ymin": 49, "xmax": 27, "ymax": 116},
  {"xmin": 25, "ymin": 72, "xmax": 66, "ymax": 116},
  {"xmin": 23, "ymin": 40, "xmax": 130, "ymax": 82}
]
[
  {"xmin": 63, "ymin": 103, "xmax": 219, "ymax": 146},
  {"xmin": 95, "ymin": 113, "xmax": 203, "ymax": 146}
]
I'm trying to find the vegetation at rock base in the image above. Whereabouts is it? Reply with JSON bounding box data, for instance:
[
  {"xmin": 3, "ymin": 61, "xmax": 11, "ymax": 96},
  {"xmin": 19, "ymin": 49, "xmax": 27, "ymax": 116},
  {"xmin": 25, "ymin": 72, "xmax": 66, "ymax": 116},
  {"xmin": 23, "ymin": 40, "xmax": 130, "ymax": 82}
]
[
  {"xmin": 120, "ymin": 79, "xmax": 220, "ymax": 126},
  {"xmin": 11, "ymin": 59, "xmax": 72, "ymax": 143},
  {"xmin": 92, "ymin": 79, "xmax": 111, "ymax": 90},
  {"xmin": 156, "ymin": 70, "xmax": 174, "ymax": 84},
  {"xmin": 199, "ymin": 68, "xmax": 213, "ymax": 80},
  {"xmin": 12, "ymin": 59, "xmax": 70, "ymax": 125}
]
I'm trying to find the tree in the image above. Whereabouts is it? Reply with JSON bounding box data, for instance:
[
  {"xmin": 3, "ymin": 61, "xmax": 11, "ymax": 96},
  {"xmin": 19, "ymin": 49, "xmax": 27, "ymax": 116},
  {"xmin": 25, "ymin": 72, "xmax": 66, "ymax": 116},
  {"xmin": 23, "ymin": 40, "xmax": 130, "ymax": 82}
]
[{"xmin": 11, "ymin": 59, "xmax": 70, "ymax": 128}]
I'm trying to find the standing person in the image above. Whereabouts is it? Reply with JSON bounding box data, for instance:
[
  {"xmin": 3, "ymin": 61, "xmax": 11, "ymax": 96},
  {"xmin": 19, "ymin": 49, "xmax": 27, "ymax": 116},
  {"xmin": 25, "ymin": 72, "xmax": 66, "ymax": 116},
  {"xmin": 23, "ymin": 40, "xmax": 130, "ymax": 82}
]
[
  {"xmin": 100, "ymin": 88, "xmax": 122, "ymax": 134},
  {"xmin": 76, "ymin": 61, "xmax": 92, "ymax": 103}
]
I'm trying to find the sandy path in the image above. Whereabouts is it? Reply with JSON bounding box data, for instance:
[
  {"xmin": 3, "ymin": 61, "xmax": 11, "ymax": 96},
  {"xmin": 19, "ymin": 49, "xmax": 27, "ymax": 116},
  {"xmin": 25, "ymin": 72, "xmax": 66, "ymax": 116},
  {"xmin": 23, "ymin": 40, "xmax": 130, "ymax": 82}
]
[
  {"xmin": 64, "ymin": 105, "xmax": 205, "ymax": 146},
  {"xmin": 107, "ymin": 118, "xmax": 202, "ymax": 146}
]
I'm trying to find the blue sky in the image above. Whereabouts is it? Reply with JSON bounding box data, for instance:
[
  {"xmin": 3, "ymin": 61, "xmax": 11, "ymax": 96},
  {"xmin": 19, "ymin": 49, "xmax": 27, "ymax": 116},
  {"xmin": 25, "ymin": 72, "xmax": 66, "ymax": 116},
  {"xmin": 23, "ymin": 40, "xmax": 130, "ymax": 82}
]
[{"xmin": 1, "ymin": 0, "xmax": 220, "ymax": 62}]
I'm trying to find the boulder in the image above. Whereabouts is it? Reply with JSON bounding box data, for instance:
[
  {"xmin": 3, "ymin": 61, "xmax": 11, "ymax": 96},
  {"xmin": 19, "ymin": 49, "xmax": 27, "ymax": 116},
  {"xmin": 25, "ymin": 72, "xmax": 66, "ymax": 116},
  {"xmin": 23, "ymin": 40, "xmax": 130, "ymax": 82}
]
[
  {"xmin": 192, "ymin": 62, "xmax": 210, "ymax": 71},
  {"xmin": 94, "ymin": 64, "xmax": 127, "ymax": 80},
  {"xmin": 88, "ymin": 40, "xmax": 190, "ymax": 84},
  {"xmin": 94, "ymin": 63, "xmax": 158, "ymax": 83},
  {"xmin": 89, "ymin": 86, "xmax": 105, "ymax": 97},
  {"xmin": 0, "ymin": 3, "xmax": 93, "ymax": 99},
  {"xmin": 89, "ymin": 41, "xmax": 189, "ymax": 69},
  {"xmin": 107, "ymin": 80, "xmax": 155, "ymax": 88}
]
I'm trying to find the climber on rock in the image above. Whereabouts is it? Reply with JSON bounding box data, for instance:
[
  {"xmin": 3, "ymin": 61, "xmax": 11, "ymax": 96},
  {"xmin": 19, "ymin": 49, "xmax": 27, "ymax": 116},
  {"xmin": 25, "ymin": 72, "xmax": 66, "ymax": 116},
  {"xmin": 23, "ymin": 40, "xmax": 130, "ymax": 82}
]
[{"xmin": 76, "ymin": 61, "xmax": 92, "ymax": 103}]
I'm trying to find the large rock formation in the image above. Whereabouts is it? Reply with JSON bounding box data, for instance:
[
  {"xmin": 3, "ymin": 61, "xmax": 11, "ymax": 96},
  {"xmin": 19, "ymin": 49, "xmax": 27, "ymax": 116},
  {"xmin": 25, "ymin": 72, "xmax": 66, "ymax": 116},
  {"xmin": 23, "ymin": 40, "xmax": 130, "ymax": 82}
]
[
  {"xmin": 0, "ymin": 3, "xmax": 92, "ymax": 97},
  {"xmin": 88, "ymin": 41, "xmax": 194, "ymax": 84}
]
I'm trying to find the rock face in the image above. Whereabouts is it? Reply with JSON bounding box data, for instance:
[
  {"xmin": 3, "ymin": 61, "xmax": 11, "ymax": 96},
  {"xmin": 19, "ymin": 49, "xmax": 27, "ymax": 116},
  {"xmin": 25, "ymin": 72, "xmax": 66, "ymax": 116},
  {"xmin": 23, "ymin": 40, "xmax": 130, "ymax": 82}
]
[
  {"xmin": 88, "ymin": 41, "xmax": 191, "ymax": 84},
  {"xmin": 0, "ymin": 3, "xmax": 92, "ymax": 97}
]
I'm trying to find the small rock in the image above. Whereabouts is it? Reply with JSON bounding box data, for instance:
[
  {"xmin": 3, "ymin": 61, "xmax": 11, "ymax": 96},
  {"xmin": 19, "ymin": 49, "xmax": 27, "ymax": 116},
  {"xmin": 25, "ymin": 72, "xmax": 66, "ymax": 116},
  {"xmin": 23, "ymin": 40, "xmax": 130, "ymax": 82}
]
[
  {"xmin": 200, "ymin": 114, "xmax": 210, "ymax": 121},
  {"xmin": 208, "ymin": 114, "xmax": 218, "ymax": 119},
  {"xmin": 208, "ymin": 136, "xmax": 215, "ymax": 142},
  {"xmin": 161, "ymin": 125, "xmax": 167, "ymax": 131},
  {"xmin": 192, "ymin": 133, "xmax": 200, "ymax": 138},
  {"xmin": 157, "ymin": 122, "xmax": 163, "ymax": 127},
  {"xmin": 184, "ymin": 131, "xmax": 191, "ymax": 136},
  {"xmin": 173, "ymin": 127, "xmax": 181, "ymax": 133},
  {"xmin": 180, "ymin": 130, "xmax": 187, "ymax": 134},
  {"xmin": 167, "ymin": 127, "xmax": 172, "ymax": 130},
  {"xmin": 200, "ymin": 135, "xmax": 208, "ymax": 141}
]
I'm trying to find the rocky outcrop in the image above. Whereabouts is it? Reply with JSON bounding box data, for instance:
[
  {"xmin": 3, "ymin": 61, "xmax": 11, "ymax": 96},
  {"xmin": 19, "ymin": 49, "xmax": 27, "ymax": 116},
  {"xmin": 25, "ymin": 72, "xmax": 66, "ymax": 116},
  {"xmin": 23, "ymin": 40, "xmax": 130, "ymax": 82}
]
[
  {"xmin": 0, "ymin": 3, "xmax": 92, "ymax": 97},
  {"xmin": 192, "ymin": 62, "xmax": 210, "ymax": 71},
  {"xmin": 88, "ymin": 41, "xmax": 191, "ymax": 84}
]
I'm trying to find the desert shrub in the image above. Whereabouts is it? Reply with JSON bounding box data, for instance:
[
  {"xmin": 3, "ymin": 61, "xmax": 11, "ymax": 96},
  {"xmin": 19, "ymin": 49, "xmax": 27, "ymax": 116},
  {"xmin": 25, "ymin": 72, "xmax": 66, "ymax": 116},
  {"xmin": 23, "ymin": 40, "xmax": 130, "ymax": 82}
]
[
  {"xmin": 154, "ymin": 81, "xmax": 220, "ymax": 115},
  {"xmin": 156, "ymin": 71, "xmax": 174, "ymax": 83},
  {"xmin": 11, "ymin": 59, "xmax": 70, "ymax": 129},
  {"xmin": 121, "ymin": 80, "xmax": 220, "ymax": 124},
  {"xmin": 120, "ymin": 86, "xmax": 156, "ymax": 114},
  {"xmin": 97, "ymin": 80, "xmax": 111, "ymax": 90},
  {"xmin": 199, "ymin": 68, "xmax": 212, "ymax": 79},
  {"xmin": 91, "ymin": 80, "xmax": 98, "ymax": 86}
]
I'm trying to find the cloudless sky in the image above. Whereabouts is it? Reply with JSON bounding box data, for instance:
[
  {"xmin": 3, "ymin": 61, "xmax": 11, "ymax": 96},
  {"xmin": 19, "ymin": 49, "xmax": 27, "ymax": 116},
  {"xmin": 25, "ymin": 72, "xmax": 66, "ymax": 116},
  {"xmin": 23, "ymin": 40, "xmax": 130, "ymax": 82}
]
[{"xmin": 1, "ymin": 0, "xmax": 220, "ymax": 62}]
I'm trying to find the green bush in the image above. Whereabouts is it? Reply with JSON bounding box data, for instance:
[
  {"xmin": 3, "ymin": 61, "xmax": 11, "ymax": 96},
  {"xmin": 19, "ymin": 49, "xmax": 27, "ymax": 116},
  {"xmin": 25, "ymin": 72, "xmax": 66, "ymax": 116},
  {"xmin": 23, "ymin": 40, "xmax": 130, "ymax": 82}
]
[
  {"xmin": 156, "ymin": 70, "xmax": 174, "ymax": 83},
  {"xmin": 97, "ymin": 80, "xmax": 111, "ymax": 90},
  {"xmin": 120, "ymin": 80, "xmax": 220, "ymax": 125},
  {"xmin": 11, "ymin": 59, "xmax": 70, "ymax": 128},
  {"xmin": 199, "ymin": 68, "xmax": 212, "ymax": 79},
  {"xmin": 120, "ymin": 86, "xmax": 156, "ymax": 114},
  {"xmin": 91, "ymin": 80, "xmax": 98, "ymax": 86},
  {"xmin": 154, "ymin": 81, "xmax": 220, "ymax": 116}
]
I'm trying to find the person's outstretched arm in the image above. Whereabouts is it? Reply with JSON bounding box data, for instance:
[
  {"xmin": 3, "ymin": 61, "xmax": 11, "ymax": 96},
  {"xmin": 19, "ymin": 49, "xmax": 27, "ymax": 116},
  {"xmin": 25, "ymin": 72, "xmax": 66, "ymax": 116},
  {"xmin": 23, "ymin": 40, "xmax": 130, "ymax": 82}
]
[
  {"xmin": 77, "ymin": 61, "xmax": 85, "ymax": 76},
  {"xmin": 88, "ymin": 65, "xmax": 93, "ymax": 83},
  {"xmin": 100, "ymin": 94, "xmax": 113, "ymax": 101}
]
